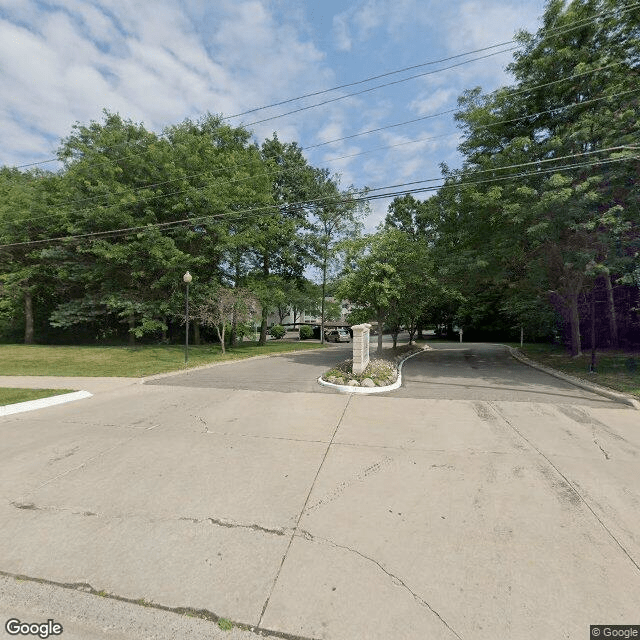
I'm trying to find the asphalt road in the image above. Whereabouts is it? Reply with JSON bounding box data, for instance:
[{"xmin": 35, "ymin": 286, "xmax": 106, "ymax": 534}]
[
  {"xmin": 147, "ymin": 339, "xmax": 616, "ymax": 407},
  {"xmin": 1, "ymin": 341, "xmax": 638, "ymax": 640}
]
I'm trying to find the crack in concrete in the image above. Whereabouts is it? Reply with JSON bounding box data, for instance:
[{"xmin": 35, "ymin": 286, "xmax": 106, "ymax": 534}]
[
  {"xmin": 8, "ymin": 500, "xmax": 286, "ymax": 536},
  {"xmin": 0, "ymin": 569, "xmax": 321, "ymax": 640},
  {"xmin": 296, "ymin": 530, "xmax": 463, "ymax": 639},
  {"xmin": 178, "ymin": 516, "xmax": 286, "ymax": 536},
  {"xmin": 594, "ymin": 439, "xmax": 611, "ymax": 460},
  {"xmin": 488, "ymin": 401, "xmax": 640, "ymax": 575},
  {"xmin": 257, "ymin": 395, "xmax": 353, "ymax": 629},
  {"xmin": 207, "ymin": 517, "xmax": 286, "ymax": 536},
  {"xmin": 201, "ymin": 429, "xmax": 329, "ymax": 445}
]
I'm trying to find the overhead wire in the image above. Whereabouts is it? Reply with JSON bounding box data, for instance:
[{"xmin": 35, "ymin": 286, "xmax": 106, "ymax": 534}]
[
  {"xmin": 6, "ymin": 72, "xmax": 634, "ymax": 229},
  {"xmin": 1, "ymin": 150, "xmax": 637, "ymax": 249},
  {"xmin": 8, "ymin": 0, "xmax": 640, "ymax": 170},
  {"xmin": 225, "ymin": 1, "xmax": 640, "ymax": 120},
  {"xmin": 2, "ymin": 84, "xmax": 636, "ymax": 229}
]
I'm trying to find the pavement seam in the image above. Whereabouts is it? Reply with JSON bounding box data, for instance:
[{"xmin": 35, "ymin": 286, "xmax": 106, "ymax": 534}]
[
  {"xmin": 295, "ymin": 530, "xmax": 464, "ymax": 640},
  {"xmin": 257, "ymin": 394, "xmax": 353, "ymax": 629},
  {"xmin": 487, "ymin": 401, "xmax": 640, "ymax": 575},
  {"xmin": 0, "ymin": 570, "xmax": 321, "ymax": 640}
]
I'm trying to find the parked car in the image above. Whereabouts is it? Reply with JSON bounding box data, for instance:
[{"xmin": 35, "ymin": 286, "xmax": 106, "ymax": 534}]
[{"xmin": 324, "ymin": 329, "xmax": 351, "ymax": 343}]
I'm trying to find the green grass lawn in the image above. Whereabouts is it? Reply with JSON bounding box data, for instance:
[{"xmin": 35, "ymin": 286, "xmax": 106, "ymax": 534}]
[
  {"xmin": 511, "ymin": 343, "xmax": 640, "ymax": 399},
  {"xmin": 0, "ymin": 341, "xmax": 323, "ymax": 378},
  {"xmin": 0, "ymin": 388, "xmax": 76, "ymax": 406}
]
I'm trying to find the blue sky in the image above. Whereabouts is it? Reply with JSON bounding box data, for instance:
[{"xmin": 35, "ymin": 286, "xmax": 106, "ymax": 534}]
[{"xmin": 0, "ymin": 0, "xmax": 547, "ymax": 227}]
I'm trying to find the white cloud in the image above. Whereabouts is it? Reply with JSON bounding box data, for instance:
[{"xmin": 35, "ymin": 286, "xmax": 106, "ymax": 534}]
[
  {"xmin": 0, "ymin": 0, "xmax": 340, "ymax": 167},
  {"xmin": 332, "ymin": 13, "xmax": 352, "ymax": 52},
  {"xmin": 410, "ymin": 87, "xmax": 458, "ymax": 116}
]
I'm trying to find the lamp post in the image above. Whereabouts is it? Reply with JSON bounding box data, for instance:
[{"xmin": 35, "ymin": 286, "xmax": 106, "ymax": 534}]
[{"xmin": 183, "ymin": 271, "xmax": 192, "ymax": 365}]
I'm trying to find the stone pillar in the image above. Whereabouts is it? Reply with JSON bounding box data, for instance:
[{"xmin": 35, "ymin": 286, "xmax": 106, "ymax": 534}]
[{"xmin": 351, "ymin": 323, "xmax": 371, "ymax": 375}]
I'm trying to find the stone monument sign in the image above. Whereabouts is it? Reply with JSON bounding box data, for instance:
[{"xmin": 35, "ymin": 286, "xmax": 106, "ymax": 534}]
[{"xmin": 351, "ymin": 323, "xmax": 371, "ymax": 375}]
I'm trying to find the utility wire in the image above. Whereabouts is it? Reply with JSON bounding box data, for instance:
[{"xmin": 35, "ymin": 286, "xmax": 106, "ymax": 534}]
[
  {"xmin": 304, "ymin": 61, "xmax": 627, "ymax": 150},
  {"xmin": 1, "ymin": 152, "xmax": 636, "ymax": 249},
  {"xmin": 217, "ymin": 0, "xmax": 640, "ymax": 120},
  {"xmin": 3, "ymin": 86, "xmax": 637, "ymax": 230},
  {"xmin": 242, "ymin": 46, "xmax": 518, "ymax": 127},
  {"xmin": 9, "ymin": 1, "xmax": 639, "ymax": 170},
  {"xmin": 7, "ymin": 74, "xmax": 635, "ymax": 229}
]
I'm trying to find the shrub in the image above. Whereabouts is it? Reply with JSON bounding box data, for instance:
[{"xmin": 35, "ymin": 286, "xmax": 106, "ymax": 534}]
[
  {"xmin": 270, "ymin": 324, "xmax": 286, "ymax": 339},
  {"xmin": 299, "ymin": 325, "xmax": 314, "ymax": 340}
]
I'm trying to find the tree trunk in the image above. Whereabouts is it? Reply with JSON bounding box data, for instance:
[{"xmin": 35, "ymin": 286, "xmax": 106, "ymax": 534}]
[
  {"xmin": 568, "ymin": 292, "xmax": 582, "ymax": 357},
  {"xmin": 590, "ymin": 291, "xmax": 596, "ymax": 372},
  {"xmin": 128, "ymin": 312, "xmax": 136, "ymax": 346},
  {"xmin": 258, "ymin": 255, "xmax": 269, "ymax": 346},
  {"xmin": 230, "ymin": 306, "xmax": 238, "ymax": 347},
  {"xmin": 161, "ymin": 316, "xmax": 167, "ymax": 342},
  {"xmin": 193, "ymin": 321, "xmax": 201, "ymax": 346},
  {"xmin": 376, "ymin": 310, "xmax": 384, "ymax": 355},
  {"xmin": 24, "ymin": 288, "xmax": 34, "ymax": 345},
  {"xmin": 259, "ymin": 308, "xmax": 268, "ymax": 345},
  {"xmin": 321, "ymin": 254, "xmax": 327, "ymax": 345},
  {"xmin": 216, "ymin": 324, "xmax": 226, "ymax": 355},
  {"xmin": 603, "ymin": 271, "xmax": 619, "ymax": 348},
  {"xmin": 231, "ymin": 259, "xmax": 241, "ymax": 347}
]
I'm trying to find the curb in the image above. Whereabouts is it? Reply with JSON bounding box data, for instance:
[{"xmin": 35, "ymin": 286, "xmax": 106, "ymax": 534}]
[
  {"xmin": 502, "ymin": 345, "xmax": 640, "ymax": 411},
  {"xmin": 142, "ymin": 344, "xmax": 327, "ymax": 383},
  {"xmin": 318, "ymin": 346, "xmax": 430, "ymax": 395},
  {"xmin": 0, "ymin": 390, "xmax": 93, "ymax": 417}
]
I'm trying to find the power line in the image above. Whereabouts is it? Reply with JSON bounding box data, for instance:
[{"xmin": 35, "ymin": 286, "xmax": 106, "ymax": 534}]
[
  {"xmin": 227, "ymin": 1, "xmax": 640, "ymax": 119},
  {"xmin": 242, "ymin": 46, "xmax": 518, "ymax": 127},
  {"xmin": 9, "ymin": 1, "xmax": 639, "ymax": 171},
  {"xmin": 304, "ymin": 61, "xmax": 627, "ymax": 150},
  {"xmin": 7, "ymin": 73, "xmax": 635, "ymax": 230},
  {"xmin": 3, "ymin": 87, "xmax": 637, "ymax": 231},
  {"xmin": 1, "ymin": 152, "xmax": 636, "ymax": 250}
]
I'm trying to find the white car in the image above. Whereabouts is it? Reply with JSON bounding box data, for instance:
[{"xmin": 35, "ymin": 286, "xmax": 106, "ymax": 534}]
[{"xmin": 325, "ymin": 329, "xmax": 351, "ymax": 343}]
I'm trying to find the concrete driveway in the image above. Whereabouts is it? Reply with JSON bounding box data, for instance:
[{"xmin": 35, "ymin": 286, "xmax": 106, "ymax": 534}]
[{"xmin": 1, "ymin": 344, "xmax": 638, "ymax": 640}]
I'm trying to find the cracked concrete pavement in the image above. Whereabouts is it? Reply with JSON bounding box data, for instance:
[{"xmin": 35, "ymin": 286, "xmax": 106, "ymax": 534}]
[{"xmin": 1, "ymin": 342, "xmax": 639, "ymax": 639}]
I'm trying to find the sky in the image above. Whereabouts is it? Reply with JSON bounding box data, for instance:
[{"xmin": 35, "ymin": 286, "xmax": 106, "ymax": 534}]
[{"xmin": 0, "ymin": 0, "xmax": 548, "ymax": 228}]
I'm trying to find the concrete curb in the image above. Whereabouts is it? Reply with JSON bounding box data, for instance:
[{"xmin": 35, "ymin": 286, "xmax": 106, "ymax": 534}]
[
  {"xmin": 502, "ymin": 345, "xmax": 640, "ymax": 411},
  {"xmin": 0, "ymin": 390, "xmax": 93, "ymax": 417},
  {"xmin": 142, "ymin": 344, "xmax": 326, "ymax": 383},
  {"xmin": 317, "ymin": 346, "xmax": 430, "ymax": 395}
]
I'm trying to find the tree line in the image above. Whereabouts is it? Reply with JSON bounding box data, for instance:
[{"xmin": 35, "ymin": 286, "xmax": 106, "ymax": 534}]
[
  {"xmin": 1, "ymin": 0, "xmax": 638, "ymax": 355},
  {"xmin": 339, "ymin": 0, "xmax": 639, "ymax": 356},
  {"xmin": 0, "ymin": 113, "xmax": 365, "ymax": 346}
]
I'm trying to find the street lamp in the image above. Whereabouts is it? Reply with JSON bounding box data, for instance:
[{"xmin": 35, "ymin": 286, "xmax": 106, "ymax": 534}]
[{"xmin": 183, "ymin": 271, "xmax": 192, "ymax": 365}]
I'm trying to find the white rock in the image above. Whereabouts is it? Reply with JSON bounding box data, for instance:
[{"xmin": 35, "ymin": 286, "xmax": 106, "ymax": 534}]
[
  {"xmin": 361, "ymin": 378, "xmax": 376, "ymax": 387},
  {"xmin": 347, "ymin": 379, "xmax": 360, "ymax": 386}
]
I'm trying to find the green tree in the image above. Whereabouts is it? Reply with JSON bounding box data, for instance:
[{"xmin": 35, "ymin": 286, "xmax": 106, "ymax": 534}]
[
  {"xmin": 444, "ymin": 0, "xmax": 639, "ymax": 353},
  {"xmin": 309, "ymin": 170, "xmax": 366, "ymax": 343},
  {"xmin": 0, "ymin": 168, "xmax": 67, "ymax": 343}
]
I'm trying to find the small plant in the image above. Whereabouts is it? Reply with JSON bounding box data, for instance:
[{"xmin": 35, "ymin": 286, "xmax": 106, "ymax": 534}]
[
  {"xmin": 217, "ymin": 618, "xmax": 233, "ymax": 631},
  {"xmin": 299, "ymin": 325, "xmax": 314, "ymax": 340},
  {"xmin": 270, "ymin": 324, "xmax": 286, "ymax": 339}
]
